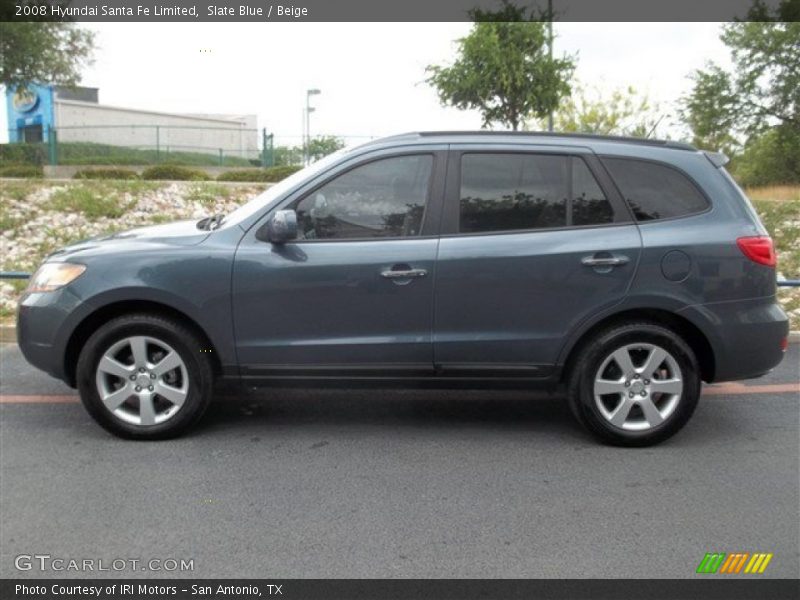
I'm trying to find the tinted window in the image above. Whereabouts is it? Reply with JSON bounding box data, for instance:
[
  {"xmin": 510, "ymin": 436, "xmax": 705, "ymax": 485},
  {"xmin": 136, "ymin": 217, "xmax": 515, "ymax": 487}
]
[
  {"xmin": 459, "ymin": 154, "xmax": 613, "ymax": 233},
  {"xmin": 602, "ymin": 157, "xmax": 709, "ymax": 221},
  {"xmin": 294, "ymin": 155, "xmax": 432, "ymax": 240},
  {"xmin": 573, "ymin": 158, "xmax": 614, "ymax": 226}
]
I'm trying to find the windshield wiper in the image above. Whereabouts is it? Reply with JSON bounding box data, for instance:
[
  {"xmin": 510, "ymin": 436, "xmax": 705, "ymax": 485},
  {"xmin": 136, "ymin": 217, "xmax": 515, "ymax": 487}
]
[{"xmin": 196, "ymin": 213, "xmax": 225, "ymax": 231}]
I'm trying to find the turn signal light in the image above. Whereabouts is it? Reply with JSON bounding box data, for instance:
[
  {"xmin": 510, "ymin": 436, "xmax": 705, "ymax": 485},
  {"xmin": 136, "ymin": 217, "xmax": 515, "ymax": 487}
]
[{"xmin": 736, "ymin": 236, "xmax": 776, "ymax": 267}]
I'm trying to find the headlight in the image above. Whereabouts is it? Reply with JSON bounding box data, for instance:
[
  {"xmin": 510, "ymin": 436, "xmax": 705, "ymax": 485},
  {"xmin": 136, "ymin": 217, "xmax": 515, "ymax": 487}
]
[{"xmin": 26, "ymin": 263, "xmax": 87, "ymax": 293}]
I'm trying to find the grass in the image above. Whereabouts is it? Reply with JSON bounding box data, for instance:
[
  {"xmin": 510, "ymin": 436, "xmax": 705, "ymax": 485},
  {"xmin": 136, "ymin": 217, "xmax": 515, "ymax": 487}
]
[
  {"xmin": 184, "ymin": 183, "xmax": 233, "ymax": 207},
  {"xmin": 47, "ymin": 185, "xmax": 135, "ymax": 219},
  {"xmin": 745, "ymin": 185, "xmax": 800, "ymax": 203}
]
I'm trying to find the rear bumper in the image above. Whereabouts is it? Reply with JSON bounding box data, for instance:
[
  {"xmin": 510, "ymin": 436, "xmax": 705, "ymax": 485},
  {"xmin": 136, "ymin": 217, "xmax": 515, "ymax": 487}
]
[{"xmin": 678, "ymin": 296, "xmax": 789, "ymax": 382}]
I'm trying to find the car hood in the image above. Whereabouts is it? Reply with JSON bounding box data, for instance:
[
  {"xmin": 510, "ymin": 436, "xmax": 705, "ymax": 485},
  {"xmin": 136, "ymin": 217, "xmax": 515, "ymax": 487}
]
[{"xmin": 48, "ymin": 220, "xmax": 210, "ymax": 260}]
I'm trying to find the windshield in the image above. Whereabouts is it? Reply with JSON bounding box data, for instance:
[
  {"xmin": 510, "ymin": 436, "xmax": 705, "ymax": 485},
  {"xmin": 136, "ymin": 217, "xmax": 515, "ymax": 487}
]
[{"xmin": 222, "ymin": 149, "xmax": 351, "ymax": 228}]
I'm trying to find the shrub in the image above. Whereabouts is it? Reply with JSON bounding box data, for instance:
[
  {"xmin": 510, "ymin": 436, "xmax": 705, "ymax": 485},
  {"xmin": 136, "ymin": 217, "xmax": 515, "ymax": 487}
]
[
  {"xmin": 0, "ymin": 165, "xmax": 44, "ymax": 178},
  {"xmin": 140, "ymin": 165, "xmax": 210, "ymax": 181},
  {"xmin": 216, "ymin": 165, "xmax": 303, "ymax": 182},
  {"xmin": 73, "ymin": 168, "xmax": 139, "ymax": 180},
  {"xmin": 0, "ymin": 143, "xmax": 47, "ymax": 166}
]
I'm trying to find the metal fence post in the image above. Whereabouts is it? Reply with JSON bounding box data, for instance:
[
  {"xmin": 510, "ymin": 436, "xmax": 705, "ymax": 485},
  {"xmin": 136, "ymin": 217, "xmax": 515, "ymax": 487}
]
[
  {"xmin": 155, "ymin": 125, "xmax": 160, "ymax": 163},
  {"xmin": 219, "ymin": 148, "xmax": 224, "ymax": 166},
  {"xmin": 47, "ymin": 128, "xmax": 58, "ymax": 166}
]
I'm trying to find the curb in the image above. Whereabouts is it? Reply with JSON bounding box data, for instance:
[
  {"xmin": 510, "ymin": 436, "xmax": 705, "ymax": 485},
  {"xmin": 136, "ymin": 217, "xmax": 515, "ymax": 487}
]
[{"xmin": 2, "ymin": 324, "xmax": 800, "ymax": 345}]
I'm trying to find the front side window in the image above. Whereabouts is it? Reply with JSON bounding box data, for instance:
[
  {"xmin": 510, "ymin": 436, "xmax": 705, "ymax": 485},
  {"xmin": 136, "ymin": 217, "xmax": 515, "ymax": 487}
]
[
  {"xmin": 294, "ymin": 154, "xmax": 433, "ymax": 240},
  {"xmin": 602, "ymin": 157, "xmax": 710, "ymax": 221},
  {"xmin": 459, "ymin": 153, "xmax": 614, "ymax": 233}
]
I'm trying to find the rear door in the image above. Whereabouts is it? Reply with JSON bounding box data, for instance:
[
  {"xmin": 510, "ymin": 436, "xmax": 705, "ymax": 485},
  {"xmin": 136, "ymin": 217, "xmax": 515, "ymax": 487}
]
[{"xmin": 433, "ymin": 144, "xmax": 641, "ymax": 377}]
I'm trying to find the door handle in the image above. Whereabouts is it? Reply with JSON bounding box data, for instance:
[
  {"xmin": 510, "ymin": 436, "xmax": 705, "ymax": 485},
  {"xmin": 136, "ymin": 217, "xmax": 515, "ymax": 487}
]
[
  {"xmin": 581, "ymin": 255, "xmax": 629, "ymax": 267},
  {"xmin": 381, "ymin": 268, "xmax": 428, "ymax": 279}
]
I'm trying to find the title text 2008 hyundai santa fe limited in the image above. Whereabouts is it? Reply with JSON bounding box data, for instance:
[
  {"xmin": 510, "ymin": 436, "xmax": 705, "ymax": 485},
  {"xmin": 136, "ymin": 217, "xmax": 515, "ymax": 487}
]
[{"xmin": 17, "ymin": 132, "xmax": 789, "ymax": 445}]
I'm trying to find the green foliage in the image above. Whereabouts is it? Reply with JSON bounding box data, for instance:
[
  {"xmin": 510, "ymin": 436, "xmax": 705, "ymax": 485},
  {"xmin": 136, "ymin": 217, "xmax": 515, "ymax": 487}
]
[
  {"xmin": 58, "ymin": 142, "xmax": 252, "ymax": 167},
  {"xmin": 733, "ymin": 126, "xmax": 800, "ymax": 186},
  {"xmin": 426, "ymin": 1, "xmax": 575, "ymax": 130},
  {"xmin": 185, "ymin": 183, "xmax": 233, "ymax": 208},
  {"xmin": 0, "ymin": 22, "xmax": 95, "ymax": 87},
  {"xmin": 217, "ymin": 165, "xmax": 303, "ymax": 182},
  {"xmin": 140, "ymin": 165, "xmax": 210, "ymax": 181},
  {"xmin": 47, "ymin": 185, "xmax": 134, "ymax": 220},
  {"xmin": 307, "ymin": 136, "xmax": 345, "ymax": 162},
  {"xmin": 680, "ymin": 0, "xmax": 800, "ymax": 185},
  {"xmin": 273, "ymin": 145, "xmax": 304, "ymax": 166},
  {"xmin": 679, "ymin": 66, "xmax": 740, "ymax": 156},
  {"xmin": 0, "ymin": 165, "xmax": 43, "ymax": 178},
  {"xmin": 73, "ymin": 168, "xmax": 140, "ymax": 180},
  {"xmin": 530, "ymin": 83, "xmax": 662, "ymax": 137},
  {"xmin": 0, "ymin": 143, "xmax": 47, "ymax": 166}
]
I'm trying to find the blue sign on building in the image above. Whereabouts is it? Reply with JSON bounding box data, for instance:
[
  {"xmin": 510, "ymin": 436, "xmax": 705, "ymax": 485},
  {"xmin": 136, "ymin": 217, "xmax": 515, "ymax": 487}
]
[{"xmin": 6, "ymin": 83, "xmax": 55, "ymax": 143}]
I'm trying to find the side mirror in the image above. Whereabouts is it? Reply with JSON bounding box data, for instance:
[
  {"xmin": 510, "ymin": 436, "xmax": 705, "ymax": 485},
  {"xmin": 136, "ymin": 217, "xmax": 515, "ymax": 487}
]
[{"xmin": 264, "ymin": 209, "xmax": 298, "ymax": 244}]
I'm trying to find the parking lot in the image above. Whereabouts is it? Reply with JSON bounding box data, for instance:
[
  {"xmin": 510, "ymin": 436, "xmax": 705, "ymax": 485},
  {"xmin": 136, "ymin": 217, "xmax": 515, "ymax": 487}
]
[{"xmin": 1, "ymin": 342, "xmax": 798, "ymax": 579}]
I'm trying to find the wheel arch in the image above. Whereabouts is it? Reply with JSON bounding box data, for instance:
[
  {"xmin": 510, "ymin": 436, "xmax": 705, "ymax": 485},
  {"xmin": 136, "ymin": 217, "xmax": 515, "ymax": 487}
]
[
  {"xmin": 64, "ymin": 299, "xmax": 223, "ymax": 387},
  {"xmin": 559, "ymin": 308, "xmax": 716, "ymax": 384}
]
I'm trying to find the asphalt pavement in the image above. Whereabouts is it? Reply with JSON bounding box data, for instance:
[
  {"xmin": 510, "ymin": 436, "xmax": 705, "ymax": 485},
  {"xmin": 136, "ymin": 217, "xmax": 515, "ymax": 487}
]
[{"xmin": 1, "ymin": 342, "xmax": 798, "ymax": 579}]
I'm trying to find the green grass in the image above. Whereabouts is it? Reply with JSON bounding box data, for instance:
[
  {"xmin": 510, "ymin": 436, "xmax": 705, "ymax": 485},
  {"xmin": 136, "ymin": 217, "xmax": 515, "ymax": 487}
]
[
  {"xmin": 46, "ymin": 183, "xmax": 139, "ymax": 220},
  {"xmin": 184, "ymin": 183, "xmax": 233, "ymax": 207}
]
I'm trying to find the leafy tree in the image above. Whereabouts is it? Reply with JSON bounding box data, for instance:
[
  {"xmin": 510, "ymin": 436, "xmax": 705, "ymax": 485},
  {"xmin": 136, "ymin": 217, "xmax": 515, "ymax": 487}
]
[
  {"xmin": 0, "ymin": 22, "xmax": 95, "ymax": 88},
  {"xmin": 529, "ymin": 83, "xmax": 664, "ymax": 138},
  {"xmin": 679, "ymin": 65, "xmax": 740, "ymax": 156},
  {"xmin": 274, "ymin": 136, "xmax": 345, "ymax": 166},
  {"xmin": 307, "ymin": 135, "xmax": 345, "ymax": 162},
  {"xmin": 680, "ymin": 0, "xmax": 799, "ymax": 183},
  {"xmin": 425, "ymin": 1, "xmax": 575, "ymax": 130}
]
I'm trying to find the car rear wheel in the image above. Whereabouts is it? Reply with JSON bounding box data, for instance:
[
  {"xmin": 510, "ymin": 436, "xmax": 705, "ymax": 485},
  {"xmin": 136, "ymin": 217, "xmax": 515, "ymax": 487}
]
[
  {"xmin": 567, "ymin": 322, "xmax": 701, "ymax": 446},
  {"xmin": 76, "ymin": 314, "xmax": 214, "ymax": 439}
]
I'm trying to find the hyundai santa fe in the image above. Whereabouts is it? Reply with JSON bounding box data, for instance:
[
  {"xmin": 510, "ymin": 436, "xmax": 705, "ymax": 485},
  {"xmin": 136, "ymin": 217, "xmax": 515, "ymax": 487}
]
[{"xmin": 16, "ymin": 132, "xmax": 789, "ymax": 445}]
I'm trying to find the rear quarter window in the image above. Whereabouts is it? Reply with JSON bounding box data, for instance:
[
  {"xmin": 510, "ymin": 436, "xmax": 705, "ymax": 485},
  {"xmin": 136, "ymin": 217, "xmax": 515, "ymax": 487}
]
[{"xmin": 602, "ymin": 157, "xmax": 710, "ymax": 221}]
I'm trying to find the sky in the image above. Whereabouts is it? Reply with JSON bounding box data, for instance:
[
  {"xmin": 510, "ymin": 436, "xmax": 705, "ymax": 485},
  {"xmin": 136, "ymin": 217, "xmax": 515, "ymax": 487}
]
[{"xmin": 1, "ymin": 22, "xmax": 731, "ymax": 146}]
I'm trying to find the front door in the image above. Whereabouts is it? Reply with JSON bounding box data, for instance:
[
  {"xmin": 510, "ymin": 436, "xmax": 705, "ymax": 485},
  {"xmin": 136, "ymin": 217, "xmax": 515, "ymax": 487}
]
[
  {"xmin": 433, "ymin": 147, "xmax": 642, "ymax": 376},
  {"xmin": 232, "ymin": 150, "xmax": 445, "ymax": 378}
]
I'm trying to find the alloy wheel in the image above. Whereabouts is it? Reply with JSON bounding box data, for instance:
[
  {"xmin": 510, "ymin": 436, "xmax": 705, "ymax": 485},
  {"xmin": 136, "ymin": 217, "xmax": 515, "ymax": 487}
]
[
  {"xmin": 593, "ymin": 343, "xmax": 683, "ymax": 431},
  {"xmin": 94, "ymin": 335, "xmax": 189, "ymax": 426}
]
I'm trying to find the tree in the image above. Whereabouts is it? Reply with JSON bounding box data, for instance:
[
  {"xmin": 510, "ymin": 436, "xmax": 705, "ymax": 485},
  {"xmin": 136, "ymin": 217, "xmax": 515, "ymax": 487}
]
[
  {"xmin": 425, "ymin": 1, "xmax": 575, "ymax": 131},
  {"xmin": 680, "ymin": 0, "xmax": 799, "ymax": 147},
  {"xmin": 529, "ymin": 83, "xmax": 664, "ymax": 138},
  {"xmin": 306, "ymin": 135, "xmax": 345, "ymax": 162},
  {"xmin": 0, "ymin": 22, "xmax": 95, "ymax": 88}
]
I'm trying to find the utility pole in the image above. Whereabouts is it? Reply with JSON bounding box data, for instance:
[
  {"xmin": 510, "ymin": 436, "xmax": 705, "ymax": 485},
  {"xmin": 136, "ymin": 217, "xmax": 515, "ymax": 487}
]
[
  {"xmin": 305, "ymin": 88, "xmax": 321, "ymax": 165},
  {"xmin": 547, "ymin": 0, "xmax": 554, "ymax": 133}
]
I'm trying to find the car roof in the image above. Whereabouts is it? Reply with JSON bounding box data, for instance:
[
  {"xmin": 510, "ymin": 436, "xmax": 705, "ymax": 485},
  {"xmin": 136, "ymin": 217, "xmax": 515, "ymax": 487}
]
[{"xmin": 357, "ymin": 131, "xmax": 697, "ymax": 153}]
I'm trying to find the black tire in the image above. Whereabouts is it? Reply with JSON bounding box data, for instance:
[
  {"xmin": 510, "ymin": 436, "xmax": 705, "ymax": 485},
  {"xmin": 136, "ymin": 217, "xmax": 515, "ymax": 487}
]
[
  {"xmin": 76, "ymin": 313, "xmax": 214, "ymax": 440},
  {"xmin": 566, "ymin": 321, "xmax": 701, "ymax": 447}
]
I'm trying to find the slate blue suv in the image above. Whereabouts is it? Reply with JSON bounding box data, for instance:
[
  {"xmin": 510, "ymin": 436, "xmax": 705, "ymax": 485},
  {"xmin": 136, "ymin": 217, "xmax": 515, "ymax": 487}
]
[{"xmin": 17, "ymin": 132, "xmax": 789, "ymax": 445}]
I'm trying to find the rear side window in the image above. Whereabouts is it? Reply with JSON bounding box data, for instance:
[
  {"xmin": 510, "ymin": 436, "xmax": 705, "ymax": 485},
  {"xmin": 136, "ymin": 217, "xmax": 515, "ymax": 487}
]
[
  {"xmin": 602, "ymin": 157, "xmax": 709, "ymax": 221},
  {"xmin": 459, "ymin": 153, "xmax": 614, "ymax": 234}
]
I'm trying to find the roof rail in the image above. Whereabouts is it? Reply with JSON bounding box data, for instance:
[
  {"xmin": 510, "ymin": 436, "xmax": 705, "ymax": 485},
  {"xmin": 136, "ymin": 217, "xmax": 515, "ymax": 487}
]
[{"xmin": 416, "ymin": 130, "xmax": 697, "ymax": 151}]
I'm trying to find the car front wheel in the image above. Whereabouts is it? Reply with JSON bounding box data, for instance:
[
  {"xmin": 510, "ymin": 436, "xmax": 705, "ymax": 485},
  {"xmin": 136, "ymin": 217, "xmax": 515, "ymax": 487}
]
[
  {"xmin": 76, "ymin": 314, "xmax": 214, "ymax": 439},
  {"xmin": 567, "ymin": 322, "xmax": 701, "ymax": 446}
]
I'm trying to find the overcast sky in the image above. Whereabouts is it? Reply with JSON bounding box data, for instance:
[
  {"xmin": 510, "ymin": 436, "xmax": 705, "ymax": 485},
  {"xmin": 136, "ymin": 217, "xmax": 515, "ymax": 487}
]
[{"xmin": 2, "ymin": 22, "xmax": 731, "ymax": 146}]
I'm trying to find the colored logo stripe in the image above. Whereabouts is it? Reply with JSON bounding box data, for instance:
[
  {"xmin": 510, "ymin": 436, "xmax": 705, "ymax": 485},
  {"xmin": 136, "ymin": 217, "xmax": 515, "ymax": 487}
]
[{"xmin": 697, "ymin": 552, "xmax": 773, "ymax": 574}]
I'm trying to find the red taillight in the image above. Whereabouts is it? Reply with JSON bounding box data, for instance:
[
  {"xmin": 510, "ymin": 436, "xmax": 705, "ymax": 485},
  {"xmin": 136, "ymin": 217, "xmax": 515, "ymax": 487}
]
[
  {"xmin": 736, "ymin": 236, "xmax": 776, "ymax": 267},
  {"xmin": 780, "ymin": 337, "xmax": 788, "ymax": 352}
]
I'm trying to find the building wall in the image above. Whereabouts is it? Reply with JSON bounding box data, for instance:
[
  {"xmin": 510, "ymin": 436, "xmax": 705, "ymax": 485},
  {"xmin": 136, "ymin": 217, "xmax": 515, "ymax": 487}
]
[{"xmin": 54, "ymin": 100, "xmax": 259, "ymax": 159}]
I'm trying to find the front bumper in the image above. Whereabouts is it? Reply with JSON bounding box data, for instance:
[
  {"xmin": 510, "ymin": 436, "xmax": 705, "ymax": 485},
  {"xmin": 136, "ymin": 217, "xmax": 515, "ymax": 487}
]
[{"xmin": 16, "ymin": 287, "xmax": 85, "ymax": 384}]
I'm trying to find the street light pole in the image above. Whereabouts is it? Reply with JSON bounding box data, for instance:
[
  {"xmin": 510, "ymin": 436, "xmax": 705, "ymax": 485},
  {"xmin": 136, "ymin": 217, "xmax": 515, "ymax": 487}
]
[
  {"xmin": 305, "ymin": 88, "xmax": 321, "ymax": 165},
  {"xmin": 547, "ymin": 0, "xmax": 554, "ymax": 133}
]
